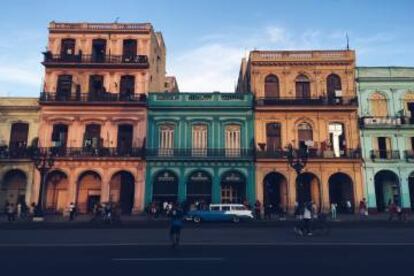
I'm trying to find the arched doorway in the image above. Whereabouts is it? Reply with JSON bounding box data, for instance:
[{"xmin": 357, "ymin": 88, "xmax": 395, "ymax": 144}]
[
  {"xmin": 152, "ymin": 170, "xmax": 178, "ymax": 204},
  {"xmin": 0, "ymin": 169, "xmax": 27, "ymax": 208},
  {"xmin": 187, "ymin": 171, "xmax": 212, "ymax": 204},
  {"xmin": 328, "ymin": 173, "xmax": 354, "ymax": 213},
  {"xmin": 374, "ymin": 170, "xmax": 400, "ymax": 212},
  {"xmin": 263, "ymin": 172, "xmax": 288, "ymax": 212},
  {"xmin": 45, "ymin": 170, "xmax": 68, "ymax": 213},
  {"xmin": 408, "ymin": 172, "xmax": 414, "ymax": 211},
  {"xmin": 296, "ymin": 172, "xmax": 321, "ymax": 209},
  {"xmin": 77, "ymin": 171, "xmax": 102, "ymax": 214},
  {"xmin": 109, "ymin": 171, "xmax": 135, "ymax": 215},
  {"xmin": 221, "ymin": 171, "xmax": 246, "ymax": 203}
]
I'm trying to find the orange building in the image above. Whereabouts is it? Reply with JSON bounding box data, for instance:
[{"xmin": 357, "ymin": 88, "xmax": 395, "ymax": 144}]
[
  {"xmin": 237, "ymin": 50, "xmax": 363, "ymax": 213},
  {"xmin": 35, "ymin": 22, "xmax": 168, "ymax": 214}
]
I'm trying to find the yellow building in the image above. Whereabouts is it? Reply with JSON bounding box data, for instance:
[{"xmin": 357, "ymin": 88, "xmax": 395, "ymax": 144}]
[
  {"xmin": 237, "ymin": 50, "xmax": 363, "ymax": 213},
  {"xmin": 0, "ymin": 98, "xmax": 39, "ymax": 209}
]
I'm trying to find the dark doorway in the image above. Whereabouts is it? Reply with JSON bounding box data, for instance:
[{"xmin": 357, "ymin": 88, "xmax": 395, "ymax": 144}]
[
  {"xmin": 264, "ymin": 75, "xmax": 279, "ymax": 98},
  {"xmin": 83, "ymin": 124, "xmax": 101, "ymax": 149},
  {"xmin": 117, "ymin": 124, "xmax": 133, "ymax": 154},
  {"xmin": 122, "ymin": 39, "xmax": 137, "ymax": 62},
  {"xmin": 56, "ymin": 75, "xmax": 72, "ymax": 100},
  {"xmin": 266, "ymin": 123, "xmax": 281, "ymax": 151},
  {"xmin": 409, "ymin": 173, "xmax": 414, "ymax": 211},
  {"xmin": 296, "ymin": 173, "xmax": 320, "ymax": 209},
  {"xmin": 0, "ymin": 170, "xmax": 27, "ymax": 208},
  {"xmin": 91, "ymin": 39, "xmax": 106, "ymax": 62},
  {"xmin": 263, "ymin": 172, "xmax": 287, "ymax": 211},
  {"xmin": 120, "ymin": 75, "xmax": 135, "ymax": 99},
  {"xmin": 374, "ymin": 170, "xmax": 400, "ymax": 212},
  {"xmin": 295, "ymin": 75, "xmax": 311, "ymax": 99},
  {"xmin": 187, "ymin": 171, "xmax": 212, "ymax": 205},
  {"xmin": 89, "ymin": 75, "xmax": 104, "ymax": 98},
  {"xmin": 51, "ymin": 124, "xmax": 68, "ymax": 155},
  {"xmin": 377, "ymin": 137, "xmax": 389, "ymax": 159},
  {"xmin": 298, "ymin": 123, "xmax": 313, "ymax": 150},
  {"xmin": 60, "ymin": 39, "xmax": 76, "ymax": 58},
  {"xmin": 221, "ymin": 171, "xmax": 246, "ymax": 204},
  {"xmin": 9, "ymin": 123, "xmax": 29, "ymax": 150},
  {"xmin": 110, "ymin": 171, "xmax": 135, "ymax": 215},
  {"xmin": 152, "ymin": 171, "xmax": 178, "ymax": 204},
  {"xmin": 327, "ymin": 74, "xmax": 342, "ymax": 99},
  {"xmin": 408, "ymin": 102, "xmax": 414, "ymax": 124},
  {"xmin": 328, "ymin": 173, "xmax": 354, "ymax": 213}
]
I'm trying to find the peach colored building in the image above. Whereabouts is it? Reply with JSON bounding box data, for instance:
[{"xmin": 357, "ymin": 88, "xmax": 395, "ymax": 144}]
[
  {"xmin": 237, "ymin": 50, "xmax": 364, "ymax": 214},
  {"xmin": 35, "ymin": 22, "xmax": 169, "ymax": 214}
]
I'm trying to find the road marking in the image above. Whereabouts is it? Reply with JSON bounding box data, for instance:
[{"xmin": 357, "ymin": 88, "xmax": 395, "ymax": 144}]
[
  {"xmin": 112, "ymin": 257, "xmax": 224, "ymax": 262},
  {"xmin": 1, "ymin": 242, "xmax": 414, "ymax": 247}
]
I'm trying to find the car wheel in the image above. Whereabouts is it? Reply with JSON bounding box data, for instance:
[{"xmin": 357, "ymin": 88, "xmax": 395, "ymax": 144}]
[
  {"xmin": 193, "ymin": 216, "xmax": 201, "ymax": 224},
  {"xmin": 232, "ymin": 216, "xmax": 240, "ymax": 223}
]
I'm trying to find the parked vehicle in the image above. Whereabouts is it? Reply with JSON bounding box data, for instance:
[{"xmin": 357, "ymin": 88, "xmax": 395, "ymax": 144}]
[{"xmin": 186, "ymin": 204, "xmax": 254, "ymax": 223}]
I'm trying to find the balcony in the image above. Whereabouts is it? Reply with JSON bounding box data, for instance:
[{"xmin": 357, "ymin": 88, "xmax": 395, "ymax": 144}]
[
  {"xmin": 370, "ymin": 150, "xmax": 400, "ymax": 161},
  {"xmin": 255, "ymin": 148, "xmax": 361, "ymax": 160},
  {"xmin": 37, "ymin": 147, "xmax": 144, "ymax": 159},
  {"xmin": 0, "ymin": 146, "xmax": 32, "ymax": 160},
  {"xmin": 39, "ymin": 92, "xmax": 146, "ymax": 105},
  {"xmin": 255, "ymin": 96, "xmax": 358, "ymax": 107},
  {"xmin": 405, "ymin": 150, "xmax": 414, "ymax": 161},
  {"xmin": 42, "ymin": 53, "xmax": 149, "ymax": 69},
  {"xmin": 145, "ymin": 148, "xmax": 253, "ymax": 161}
]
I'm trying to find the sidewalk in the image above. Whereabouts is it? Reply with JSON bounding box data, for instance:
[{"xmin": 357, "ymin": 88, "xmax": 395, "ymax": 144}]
[{"xmin": 1, "ymin": 213, "xmax": 413, "ymax": 229}]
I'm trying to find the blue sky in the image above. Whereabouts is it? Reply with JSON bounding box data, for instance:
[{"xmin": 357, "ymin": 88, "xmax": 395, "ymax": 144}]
[{"xmin": 0, "ymin": 0, "xmax": 413, "ymax": 96}]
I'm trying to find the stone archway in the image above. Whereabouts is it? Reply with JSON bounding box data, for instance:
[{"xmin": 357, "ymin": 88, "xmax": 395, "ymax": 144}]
[
  {"xmin": 408, "ymin": 172, "xmax": 414, "ymax": 211},
  {"xmin": 263, "ymin": 172, "xmax": 288, "ymax": 212},
  {"xmin": 152, "ymin": 170, "xmax": 178, "ymax": 204},
  {"xmin": 109, "ymin": 171, "xmax": 135, "ymax": 215},
  {"xmin": 186, "ymin": 170, "xmax": 212, "ymax": 205},
  {"xmin": 45, "ymin": 170, "xmax": 69, "ymax": 214},
  {"xmin": 328, "ymin": 173, "xmax": 355, "ymax": 213},
  {"xmin": 0, "ymin": 169, "xmax": 27, "ymax": 208},
  {"xmin": 221, "ymin": 171, "xmax": 246, "ymax": 204},
  {"xmin": 77, "ymin": 171, "xmax": 102, "ymax": 214},
  {"xmin": 296, "ymin": 172, "xmax": 321, "ymax": 209},
  {"xmin": 374, "ymin": 170, "xmax": 400, "ymax": 212}
]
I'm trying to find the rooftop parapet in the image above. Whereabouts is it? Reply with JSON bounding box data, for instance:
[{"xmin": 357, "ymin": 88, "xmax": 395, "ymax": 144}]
[
  {"xmin": 249, "ymin": 50, "xmax": 355, "ymax": 64},
  {"xmin": 49, "ymin": 21, "xmax": 153, "ymax": 33}
]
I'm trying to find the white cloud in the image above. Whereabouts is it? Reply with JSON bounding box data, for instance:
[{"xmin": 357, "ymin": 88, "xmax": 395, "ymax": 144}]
[{"xmin": 0, "ymin": 65, "xmax": 41, "ymax": 86}]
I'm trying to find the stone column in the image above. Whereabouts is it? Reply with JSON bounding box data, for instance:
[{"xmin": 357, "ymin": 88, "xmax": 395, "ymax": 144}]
[
  {"xmin": 320, "ymin": 169, "xmax": 330, "ymax": 213},
  {"xmin": 212, "ymin": 167, "xmax": 221, "ymax": 203},
  {"xmin": 287, "ymin": 169, "xmax": 297, "ymax": 214}
]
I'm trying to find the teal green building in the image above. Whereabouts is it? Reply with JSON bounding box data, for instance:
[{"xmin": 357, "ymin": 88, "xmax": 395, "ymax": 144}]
[
  {"xmin": 145, "ymin": 92, "xmax": 255, "ymax": 207},
  {"xmin": 357, "ymin": 67, "xmax": 414, "ymax": 212}
]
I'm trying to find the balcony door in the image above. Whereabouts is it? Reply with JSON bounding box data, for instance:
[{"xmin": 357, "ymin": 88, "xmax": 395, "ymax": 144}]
[
  {"xmin": 266, "ymin": 123, "xmax": 281, "ymax": 151},
  {"xmin": 264, "ymin": 75, "xmax": 279, "ymax": 98},
  {"xmin": 408, "ymin": 102, "xmax": 414, "ymax": 124},
  {"xmin": 159, "ymin": 125, "xmax": 174, "ymax": 156},
  {"xmin": 328, "ymin": 123, "xmax": 345, "ymax": 157},
  {"xmin": 89, "ymin": 75, "xmax": 104, "ymax": 98},
  {"xmin": 192, "ymin": 125, "xmax": 208, "ymax": 156},
  {"xmin": 122, "ymin": 39, "xmax": 137, "ymax": 62},
  {"xmin": 56, "ymin": 75, "xmax": 72, "ymax": 100},
  {"xmin": 298, "ymin": 122, "xmax": 313, "ymax": 150},
  {"xmin": 117, "ymin": 124, "xmax": 133, "ymax": 154},
  {"xmin": 91, "ymin": 39, "xmax": 106, "ymax": 62},
  {"xmin": 83, "ymin": 124, "xmax": 101, "ymax": 150},
  {"xmin": 51, "ymin": 124, "xmax": 68, "ymax": 148},
  {"xmin": 9, "ymin": 123, "xmax": 29, "ymax": 150},
  {"xmin": 327, "ymin": 74, "xmax": 342, "ymax": 99},
  {"xmin": 295, "ymin": 75, "xmax": 310, "ymax": 99},
  {"xmin": 225, "ymin": 125, "xmax": 241, "ymax": 157},
  {"xmin": 120, "ymin": 75, "xmax": 135, "ymax": 99},
  {"xmin": 60, "ymin": 39, "xmax": 76, "ymax": 58},
  {"xmin": 377, "ymin": 137, "xmax": 391, "ymax": 159}
]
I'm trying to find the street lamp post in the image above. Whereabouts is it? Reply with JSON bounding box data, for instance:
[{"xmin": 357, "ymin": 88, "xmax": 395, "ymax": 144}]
[
  {"xmin": 287, "ymin": 145, "xmax": 308, "ymax": 207},
  {"xmin": 33, "ymin": 148, "xmax": 55, "ymax": 219}
]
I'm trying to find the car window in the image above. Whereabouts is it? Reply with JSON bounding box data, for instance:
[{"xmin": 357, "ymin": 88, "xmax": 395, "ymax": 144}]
[
  {"xmin": 222, "ymin": 206, "xmax": 230, "ymax": 211},
  {"xmin": 211, "ymin": 206, "xmax": 220, "ymax": 211},
  {"xmin": 233, "ymin": 206, "xmax": 245, "ymax": 211}
]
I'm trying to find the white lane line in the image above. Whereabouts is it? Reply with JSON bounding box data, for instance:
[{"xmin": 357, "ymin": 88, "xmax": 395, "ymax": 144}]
[
  {"xmin": 112, "ymin": 257, "xmax": 224, "ymax": 262},
  {"xmin": 1, "ymin": 242, "xmax": 414, "ymax": 247}
]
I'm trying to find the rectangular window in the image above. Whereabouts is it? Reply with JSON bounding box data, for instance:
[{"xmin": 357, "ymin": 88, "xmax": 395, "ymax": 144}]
[
  {"xmin": 225, "ymin": 125, "xmax": 241, "ymax": 157},
  {"xmin": 266, "ymin": 123, "xmax": 281, "ymax": 151},
  {"xmin": 159, "ymin": 125, "xmax": 174, "ymax": 156},
  {"xmin": 377, "ymin": 137, "xmax": 392, "ymax": 159},
  {"xmin": 192, "ymin": 125, "xmax": 207, "ymax": 156}
]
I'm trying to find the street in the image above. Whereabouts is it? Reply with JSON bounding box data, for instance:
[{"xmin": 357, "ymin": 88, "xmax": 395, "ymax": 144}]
[{"xmin": 0, "ymin": 226, "xmax": 413, "ymax": 275}]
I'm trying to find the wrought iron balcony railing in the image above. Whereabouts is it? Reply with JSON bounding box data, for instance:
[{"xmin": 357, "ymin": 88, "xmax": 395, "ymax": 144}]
[
  {"xmin": 39, "ymin": 92, "xmax": 147, "ymax": 104},
  {"xmin": 255, "ymin": 148, "xmax": 361, "ymax": 159},
  {"xmin": 370, "ymin": 150, "xmax": 400, "ymax": 160},
  {"xmin": 42, "ymin": 53, "xmax": 149, "ymax": 68},
  {"xmin": 36, "ymin": 147, "xmax": 144, "ymax": 159},
  {"xmin": 0, "ymin": 146, "xmax": 33, "ymax": 160},
  {"xmin": 405, "ymin": 150, "xmax": 414, "ymax": 160},
  {"xmin": 256, "ymin": 96, "xmax": 358, "ymax": 106},
  {"xmin": 145, "ymin": 148, "xmax": 253, "ymax": 160},
  {"xmin": 360, "ymin": 116, "xmax": 414, "ymax": 128}
]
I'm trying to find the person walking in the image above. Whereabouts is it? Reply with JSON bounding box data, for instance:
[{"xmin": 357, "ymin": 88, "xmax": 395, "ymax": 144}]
[
  {"xmin": 254, "ymin": 200, "xmax": 261, "ymax": 220},
  {"xmin": 388, "ymin": 201, "xmax": 397, "ymax": 221},
  {"xmin": 68, "ymin": 202, "xmax": 76, "ymax": 221},
  {"xmin": 7, "ymin": 203, "xmax": 15, "ymax": 222},
  {"xmin": 169, "ymin": 204, "xmax": 184, "ymax": 248},
  {"xmin": 302, "ymin": 203, "xmax": 313, "ymax": 236},
  {"xmin": 359, "ymin": 198, "xmax": 368, "ymax": 219},
  {"xmin": 16, "ymin": 202, "xmax": 22, "ymax": 219},
  {"xmin": 331, "ymin": 203, "xmax": 337, "ymax": 220}
]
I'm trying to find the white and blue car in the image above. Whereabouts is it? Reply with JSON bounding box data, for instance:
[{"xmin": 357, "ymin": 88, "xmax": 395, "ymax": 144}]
[{"xmin": 186, "ymin": 204, "xmax": 254, "ymax": 223}]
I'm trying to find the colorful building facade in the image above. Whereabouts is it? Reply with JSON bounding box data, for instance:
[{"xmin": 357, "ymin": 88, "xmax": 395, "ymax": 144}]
[
  {"xmin": 237, "ymin": 50, "xmax": 364, "ymax": 213},
  {"xmin": 0, "ymin": 98, "xmax": 39, "ymax": 209},
  {"xmin": 357, "ymin": 67, "xmax": 414, "ymax": 212},
  {"xmin": 145, "ymin": 92, "xmax": 255, "ymax": 207},
  {"xmin": 35, "ymin": 22, "xmax": 169, "ymax": 214}
]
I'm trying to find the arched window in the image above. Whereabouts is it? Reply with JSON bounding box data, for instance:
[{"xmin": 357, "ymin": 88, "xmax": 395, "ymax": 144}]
[
  {"xmin": 264, "ymin": 75, "xmax": 280, "ymax": 98},
  {"xmin": 192, "ymin": 124, "xmax": 208, "ymax": 156},
  {"xmin": 327, "ymin": 74, "xmax": 342, "ymax": 98},
  {"xmin": 83, "ymin": 124, "xmax": 101, "ymax": 149},
  {"xmin": 298, "ymin": 122, "xmax": 313, "ymax": 149},
  {"xmin": 296, "ymin": 75, "xmax": 310, "ymax": 98},
  {"xmin": 225, "ymin": 125, "xmax": 241, "ymax": 156},
  {"xmin": 266, "ymin": 123, "xmax": 281, "ymax": 151},
  {"xmin": 370, "ymin": 92, "xmax": 388, "ymax": 117}
]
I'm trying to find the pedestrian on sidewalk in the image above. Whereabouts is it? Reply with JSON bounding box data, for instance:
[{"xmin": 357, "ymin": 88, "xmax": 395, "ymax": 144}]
[
  {"xmin": 346, "ymin": 200, "xmax": 353, "ymax": 214},
  {"xmin": 254, "ymin": 200, "xmax": 261, "ymax": 220},
  {"xmin": 6, "ymin": 203, "xmax": 15, "ymax": 222},
  {"xmin": 359, "ymin": 198, "xmax": 368, "ymax": 219},
  {"xmin": 16, "ymin": 202, "xmax": 22, "ymax": 219},
  {"xmin": 302, "ymin": 202, "xmax": 313, "ymax": 236},
  {"xmin": 68, "ymin": 202, "xmax": 76, "ymax": 221},
  {"xmin": 388, "ymin": 202, "xmax": 397, "ymax": 221},
  {"xmin": 331, "ymin": 203, "xmax": 337, "ymax": 220}
]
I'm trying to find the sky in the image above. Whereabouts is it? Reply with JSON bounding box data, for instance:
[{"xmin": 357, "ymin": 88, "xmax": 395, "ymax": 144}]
[{"xmin": 0, "ymin": 0, "xmax": 413, "ymax": 96}]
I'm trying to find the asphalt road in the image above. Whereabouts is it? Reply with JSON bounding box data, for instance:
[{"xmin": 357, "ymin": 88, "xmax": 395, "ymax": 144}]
[{"xmin": 1, "ymin": 226, "xmax": 413, "ymax": 276}]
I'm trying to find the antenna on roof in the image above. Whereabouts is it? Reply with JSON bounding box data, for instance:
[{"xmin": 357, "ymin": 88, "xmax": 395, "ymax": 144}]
[
  {"xmin": 346, "ymin": 33, "xmax": 350, "ymax": 50},
  {"xmin": 114, "ymin": 17, "xmax": 120, "ymax": 23}
]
